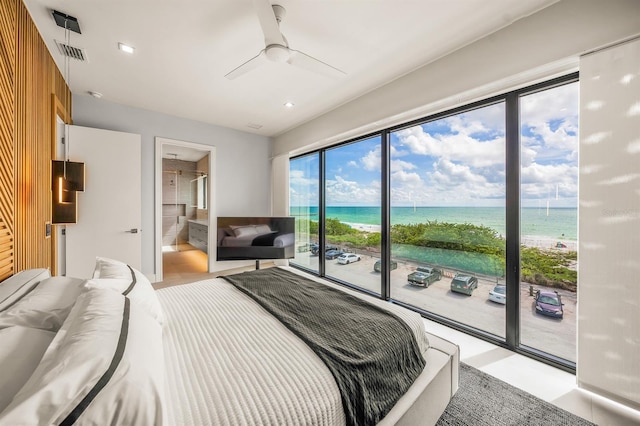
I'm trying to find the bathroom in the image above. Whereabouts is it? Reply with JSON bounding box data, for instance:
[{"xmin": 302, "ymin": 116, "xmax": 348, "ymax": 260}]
[{"xmin": 161, "ymin": 149, "xmax": 209, "ymax": 278}]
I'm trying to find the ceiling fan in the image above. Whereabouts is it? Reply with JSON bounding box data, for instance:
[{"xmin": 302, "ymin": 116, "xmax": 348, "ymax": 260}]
[{"xmin": 225, "ymin": 0, "xmax": 346, "ymax": 80}]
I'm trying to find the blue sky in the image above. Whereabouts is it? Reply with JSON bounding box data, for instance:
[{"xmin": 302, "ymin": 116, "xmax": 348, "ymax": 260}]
[{"xmin": 290, "ymin": 81, "xmax": 579, "ymax": 208}]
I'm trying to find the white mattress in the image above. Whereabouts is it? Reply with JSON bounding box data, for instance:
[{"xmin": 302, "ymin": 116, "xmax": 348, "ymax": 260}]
[{"xmin": 157, "ymin": 267, "xmax": 431, "ymax": 426}]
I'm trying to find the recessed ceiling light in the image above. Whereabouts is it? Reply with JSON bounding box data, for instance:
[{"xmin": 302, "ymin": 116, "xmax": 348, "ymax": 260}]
[
  {"xmin": 284, "ymin": 102, "xmax": 294, "ymax": 108},
  {"xmin": 118, "ymin": 42, "xmax": 135, "ymax": 54}
]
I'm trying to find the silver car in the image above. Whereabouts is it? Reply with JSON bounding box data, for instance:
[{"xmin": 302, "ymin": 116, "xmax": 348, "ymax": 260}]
[
  {"xmin": 488, "ymin": 285, "xmax": 506, "ymax": 304},
  {"xmin": 337, "ymin": 253, "xmax": 361, "ymax": 264}
]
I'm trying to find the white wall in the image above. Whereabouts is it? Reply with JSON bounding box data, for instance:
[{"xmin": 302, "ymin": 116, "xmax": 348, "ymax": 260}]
[
  {"xmin": 578, "ymin": 37, "xmax": 640, "ymax": 410},
  {"xmin": 273, "ymin": 0, "xmax": 640, "ymax": 157},
  {"xmin": 72, "ymin": 95, "xmax": 272, "ymax": 276}
]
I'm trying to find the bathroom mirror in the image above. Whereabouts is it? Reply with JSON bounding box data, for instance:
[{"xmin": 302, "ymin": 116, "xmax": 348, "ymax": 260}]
[{"xmin": 190, "ymin": 175, "xmax": 207, "ymax": 209}]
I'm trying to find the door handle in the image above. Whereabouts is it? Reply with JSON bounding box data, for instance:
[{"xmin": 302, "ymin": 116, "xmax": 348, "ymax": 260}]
[{"xmin": 125, "ymin": 228, "xmax": 139, "ymax": 234}]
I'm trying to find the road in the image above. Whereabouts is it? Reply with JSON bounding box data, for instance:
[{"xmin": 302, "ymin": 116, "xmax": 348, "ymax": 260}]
[{"xmin": 294, "ymin": 251, "xmax": 576, "ymax": 362}]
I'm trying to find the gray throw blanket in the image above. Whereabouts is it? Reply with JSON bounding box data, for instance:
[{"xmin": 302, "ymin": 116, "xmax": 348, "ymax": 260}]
[{"xmin": 222, "ymin": 268, "xmax": 426, "ymax": 426}]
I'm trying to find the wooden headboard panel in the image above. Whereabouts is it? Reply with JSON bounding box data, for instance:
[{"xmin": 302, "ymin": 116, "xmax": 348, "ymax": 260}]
[{"xmin": 0, "ymin": 0, "xmax": 71, "ymax": 281}]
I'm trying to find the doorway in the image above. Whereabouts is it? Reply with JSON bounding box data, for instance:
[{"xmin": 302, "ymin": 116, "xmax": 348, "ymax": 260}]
[{"xmin": 155, "ymin": 137, "xmax": 215, "ymax": 283}]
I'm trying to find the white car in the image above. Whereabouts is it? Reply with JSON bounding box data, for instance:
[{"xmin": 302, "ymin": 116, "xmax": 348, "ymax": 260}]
[
  {"xmin": 488, "ymin": 285, "xmax": 506, "ymax": 304},
  {"xmin": 337, "ymin": 253, "xmax": 361, "ymax": 264}
]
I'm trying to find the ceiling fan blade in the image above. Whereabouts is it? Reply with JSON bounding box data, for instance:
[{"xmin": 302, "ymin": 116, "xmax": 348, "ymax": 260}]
[
  {"xmin": 253, "ymin": 0, "xmax": 285, "ymax": 47},
  {"xmin": 224, "ymin": 50, "xmax": 266, "ymax": 80},
  {"xmin": 288, "ymin": 49, "xmax": 346, "ymax": 79}
]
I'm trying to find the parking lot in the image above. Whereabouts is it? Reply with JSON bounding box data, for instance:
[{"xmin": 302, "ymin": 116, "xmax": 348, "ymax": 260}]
[{"xmin": 293, "ymin": 251, "xmax": 576, "ymax": 362}]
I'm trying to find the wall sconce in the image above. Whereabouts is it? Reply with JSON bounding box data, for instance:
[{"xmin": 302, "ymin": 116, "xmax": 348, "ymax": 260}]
[{"xmin": 52, "ymin": 160, "xmax": 85, "ymax": 224}]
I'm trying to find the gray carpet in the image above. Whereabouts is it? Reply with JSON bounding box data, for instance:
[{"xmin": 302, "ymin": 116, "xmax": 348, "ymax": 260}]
[{"xmin": 436, "ymin": 363, "xmax": 596, "ymax": 426}]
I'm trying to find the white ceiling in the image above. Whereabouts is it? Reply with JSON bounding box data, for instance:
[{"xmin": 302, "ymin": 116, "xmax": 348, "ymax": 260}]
[
  {"xmin": 162, "ymin": 144, "xmax": 209, "ymax": 162},
  {"xmin": 24, "ymin": 0, "xmax": 558, "ymax": 138}
]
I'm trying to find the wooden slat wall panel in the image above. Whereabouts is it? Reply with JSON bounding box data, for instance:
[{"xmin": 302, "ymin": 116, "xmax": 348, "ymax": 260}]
[
  {"xmin": 0, "ymin": 0, "xmax": 17, "ymax": 281},
  {"xmin": 0, "ymin": 0, "xmax": 71, "ymax": 280}
]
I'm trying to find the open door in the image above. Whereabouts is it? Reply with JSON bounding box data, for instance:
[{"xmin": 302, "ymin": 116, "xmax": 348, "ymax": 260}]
[{"xmin": 64, "ymin": 125, "xmax": 142, "ymax": 278}]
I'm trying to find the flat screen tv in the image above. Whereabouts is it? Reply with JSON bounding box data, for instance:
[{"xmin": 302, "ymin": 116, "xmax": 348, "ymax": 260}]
[{"xmin": 216, "ymin": 217, "xmax": 295, "ymax": 261}]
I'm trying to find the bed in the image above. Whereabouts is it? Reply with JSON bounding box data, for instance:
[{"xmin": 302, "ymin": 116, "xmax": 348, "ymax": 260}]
[{"xmin": 0, "ymin": 259, "xmax": 459, "ymax": 425}]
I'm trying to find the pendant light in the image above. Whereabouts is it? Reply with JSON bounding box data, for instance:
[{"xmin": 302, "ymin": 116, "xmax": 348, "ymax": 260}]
[{"xmin": 51, "ymin": 11, "xmax": 85, "ymax": 224}]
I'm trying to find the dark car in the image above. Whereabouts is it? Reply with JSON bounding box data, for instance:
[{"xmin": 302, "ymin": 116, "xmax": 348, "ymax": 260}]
[
  {"xmin": 325, "ymin": 249, "xmax": 344, "ymax": 260},
  {"xmin": 535, "ymin": 290, "xmax": 564, "ymax": 319},
  {"xmin": 407, "ymin": 266, "xmax": 442, "ymax": 287},
  {"xmin": 311, "ymin": 244, "xmax": 337, "ymax": 256},
  {"xmin": 373, "ymin": 259, "xmax": 398, "ymax": 272},
  {"xmin": 450, "ymin": 274, "xmax": 478, "ymax": 296}
]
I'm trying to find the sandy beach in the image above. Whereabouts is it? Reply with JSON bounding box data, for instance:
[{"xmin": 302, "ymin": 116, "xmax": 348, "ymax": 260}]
[{"xmin": 343, "ymin": 222, "xmax": 577, "ymax": 251}]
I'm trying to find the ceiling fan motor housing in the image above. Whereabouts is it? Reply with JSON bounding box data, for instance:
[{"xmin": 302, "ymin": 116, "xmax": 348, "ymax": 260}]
[{"xmin": 265, "ymin": 44, "xmax": 290, "ymax": 62}]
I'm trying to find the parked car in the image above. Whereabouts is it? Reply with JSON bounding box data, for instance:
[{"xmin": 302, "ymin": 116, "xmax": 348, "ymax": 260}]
[
  {"xmin": 488, "ymin": 285, "xmax": 506, "ymax": 304},
  {"xmin": 407, "ymin": 266, "xmax": 442, "ymax": 287},
  {"xmin": 337, "ymin": 253, "xmax": 361, "ymax": 264},
  {"xmin": 311, "ymin": 244, "xmax": 337, "ymax": 255},
  {"xmin": 373, "ymin": 259, "xmax": 398, "ymax": 272},
  {"xmin": 534, "ymin": 290, "xmax": 564, "ymax": 319},
  {"xmin": 450, "ymin": 274, "xmax": 478, "ymax": 296},
  {"xmin": 325, "ymin": 249, "xmax": 344, "ymax": 260}
]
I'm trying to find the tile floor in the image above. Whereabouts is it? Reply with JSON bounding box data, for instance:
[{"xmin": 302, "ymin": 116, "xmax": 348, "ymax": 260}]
[
  {"xmin": 152, "ymin": 255, "xmax": 640, "ymax": 425},
  {"xmin": 424, "ymin": 319, "xmax": 640, "ymax": 425}
]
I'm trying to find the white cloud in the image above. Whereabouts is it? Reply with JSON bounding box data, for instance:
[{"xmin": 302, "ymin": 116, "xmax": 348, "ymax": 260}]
[
  {"xmin": 526, "ymin": 120, "xmax": 578, "ymax": 152},
  {"xmin": 391, "ymin": 170, "xmax": 422, "ymax": 185},
  {"xmin": 395, "ymin": 125, "xmax": 505, "ymax": 168},
  {"xmin": 326, "ymin": 175, "xmax": 380, "ymax": 205},
  {"xmin": 361, "ymin": 146, "xmax": 381, "ymax": 171},
  {"xmin": 520, "ymin": 82, "xmax": 579, "ymax": 125},
  {"xmin": 391, "ymin": 159, "xmax": 416, "ymax": 172},
  {"xmin": 289, "ymin": 169, "xmax": 317, "ymax": 187},
  {"xmin": 520, "ymin": 162, "xmax": 578, "ymax": 199},
  {"xmin": 347, "ymin": 160, "xmax": 358, "ymax": 168},
  {"xmin": 430, "ymin": 158, "xmax": 487, "ymax": 186}
]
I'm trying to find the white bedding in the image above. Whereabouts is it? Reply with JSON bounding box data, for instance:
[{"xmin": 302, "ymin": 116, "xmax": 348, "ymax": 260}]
[
  {"xmin": 0, "ymin": 264, "xmax": 450, "ymax": 426},
  {"xmin": 157, "ymin": 266, "xmax": 430, "ymax": 426}
]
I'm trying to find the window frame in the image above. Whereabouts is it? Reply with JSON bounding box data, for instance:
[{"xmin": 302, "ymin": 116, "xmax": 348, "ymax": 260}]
[{"xmin": 289, "ymin": 72, "xmax": 579, "ymax": 373}]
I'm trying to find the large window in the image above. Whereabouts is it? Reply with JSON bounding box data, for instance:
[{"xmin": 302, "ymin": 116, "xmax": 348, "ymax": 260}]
[
  {"xmin": 519, "ymin": 82, "xmax": 579, "ymax": 363},
  {"xmin": 289, "ymin": 74, "xmax": 579, "ymax": 370},
  {"xmin": 390, "ymin": 103, "xmax": 506, "ymax": 337},
  {"xmin": 324, "ymin": 136, "xmax": 382, "ymax": 294}
]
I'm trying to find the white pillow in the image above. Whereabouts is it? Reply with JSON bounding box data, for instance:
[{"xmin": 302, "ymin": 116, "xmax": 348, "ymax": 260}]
[
  {"xmin": 255, "ymin": 224, "xmax": 272, "ymax": 234},
  {"xmin": 0, "ymin": 276, "xmax": 86, "ymax": 331},
  {"xmin": 0, "ymin": 326, "xmax": 56, "ymax": 413},
  {"xmin": 92, "ymin": 256, "xmax": 128, "ymax": 279},
  {"xmin": 0, "ymin": 288, "xmax": 166, "ymax": 426},
  {"xmin": 230, "ymin": 225, "xmax": 258, "ymax": 238},
  {"xmin": 0, "ymin": 268, "xmax": 50, "ymax": 311},
  {"xmin": 86, "ymin": 257, "xmax": 163, "ymax": 325}
]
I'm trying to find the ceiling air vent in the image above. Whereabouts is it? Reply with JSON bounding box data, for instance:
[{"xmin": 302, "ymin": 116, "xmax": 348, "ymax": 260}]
[{"xmin": 54, "ymin": 40, "xmax": 88, "ymax": 62}]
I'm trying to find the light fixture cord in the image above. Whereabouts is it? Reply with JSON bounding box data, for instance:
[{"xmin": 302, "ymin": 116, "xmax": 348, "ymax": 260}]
[{"xmin": 63, "ymin": 17, "xmax": 71, "ymax": 178}]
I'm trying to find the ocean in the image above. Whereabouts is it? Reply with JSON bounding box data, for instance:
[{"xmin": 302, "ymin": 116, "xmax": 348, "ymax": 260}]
[{"xmin": 289, "ymin": 206, "xmax": 577, "ymax": 241}]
